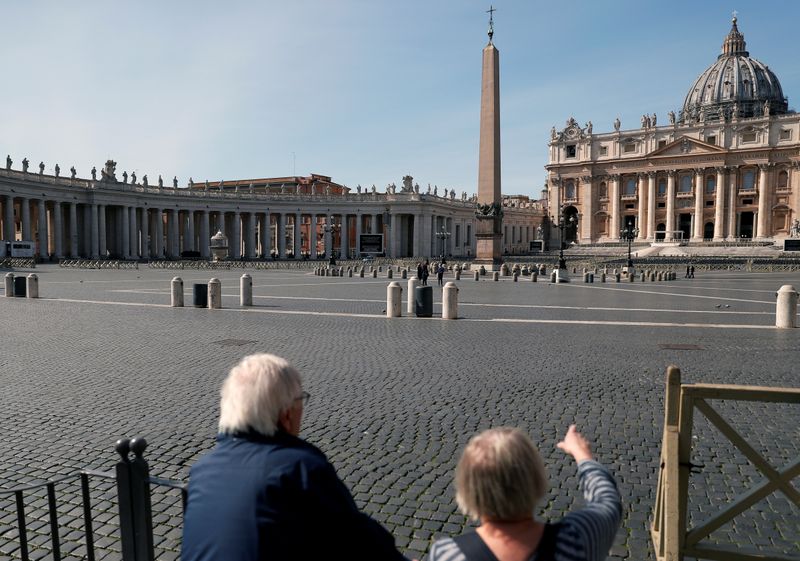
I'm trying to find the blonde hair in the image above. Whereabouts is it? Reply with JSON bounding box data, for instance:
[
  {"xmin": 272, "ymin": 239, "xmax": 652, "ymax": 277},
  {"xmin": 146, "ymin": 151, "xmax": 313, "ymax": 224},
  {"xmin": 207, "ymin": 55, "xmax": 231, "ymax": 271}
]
[
  {"xmin": 218, "ymin": 353, "xmax": 302, "ymax": 436},
  {"xmin": 455, "ymin": 428, "xmax": 548, "ymax": 521}
]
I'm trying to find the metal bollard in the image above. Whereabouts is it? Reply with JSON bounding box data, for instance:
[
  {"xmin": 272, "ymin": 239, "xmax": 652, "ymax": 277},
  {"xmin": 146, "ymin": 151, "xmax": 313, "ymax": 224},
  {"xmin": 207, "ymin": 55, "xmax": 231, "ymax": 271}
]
[
  {"xmin": 474, "ymin": 270, "xmax": 480, "ymax": 281},
  {"xmin": 26, "ymin": 274, "xmax": 39, "ymax": 298},
  {"xmin": 360, "ymin": 269, "xmax": 365, "ymax": 278},
  {"xmin": 589, "ymin": 273, "xmax": 594, "ymax": 283},
  {"xmin": 600, "ymin": 272, "xmax": 606, "ymax": 283},
  {"xmin": 513, "ymin": 273, "xmax": 518, "ymax": 282},
  {"xmin": 386, "ymin": 282, "xmax": 402, "ymax": 318},
  {"xmin": 388, "ymin": 269, "xmax": 393, "ymax": 279},
  {"xmin": 171, "ymin": 277, "xmax": 184, "ymax": 307},
  {"xmin": 615, "ymin": 272, "xmax": 621, "ymax": 282},
  {"xmin": 640, "ymin": 272, "xmax": 646, "ymax": 282},
  {"xmin": 208, "ymin": 278, "xmax": 222, "ymax": 309},
  {"xmin": 4, "ymin": 273, "xmax": 13, "ymax": 297},
  {"xmin": 493, "ymin": 271, "xmax": 499, "ymax": 282},
  {"xmin": 407, "ymin": 276, "xmax": 419, "ymax": 314},
  {"xmin": 775, "ymin": 285, "xmax": 798, "ymax": 328},
  {"xmin": 372, "ymin": 269, "xmax": 378, "ymax": 278},
  {"xmin": 349, "ymin": 269, "xmax": 353, "ymax": 277},
  {"xmin": 442, "ymin": 281, "xmax": 459, "ymax": 319},
  {"xmin": 240, "ymin": 273, "xmax": 253, "ymax": 306},
  {"xmin": 531, "ymin": 271, "xmax": 537, "ymax": 282},
  {"xmin": 401, "ymin": 269, "xmax": 407, "ymax": 279},
  {"xmin": 583, "ymin": 272, "xmax": 590, "ymax": 283}
]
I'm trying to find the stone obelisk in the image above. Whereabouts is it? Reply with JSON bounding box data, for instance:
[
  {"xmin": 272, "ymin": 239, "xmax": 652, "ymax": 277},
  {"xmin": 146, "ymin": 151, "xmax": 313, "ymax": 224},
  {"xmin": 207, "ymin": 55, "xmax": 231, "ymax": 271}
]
[{"xmin": 475, "ymin": 6, "xmax": 503, "ymax": 271}]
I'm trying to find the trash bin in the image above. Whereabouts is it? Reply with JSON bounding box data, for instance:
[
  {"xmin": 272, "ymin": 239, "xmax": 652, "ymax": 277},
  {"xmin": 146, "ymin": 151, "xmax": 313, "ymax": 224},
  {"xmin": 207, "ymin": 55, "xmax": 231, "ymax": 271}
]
[
  {"xmin": 13, "ymin": 276, "xmax": 26, "ymax": 298},
  {"xmin": 414, "ymin": 285, "xmax": 433, "ymax": 317},
  {"xmin": 193, "ymin": 283, "xmax": 208, "ymax": 308}
]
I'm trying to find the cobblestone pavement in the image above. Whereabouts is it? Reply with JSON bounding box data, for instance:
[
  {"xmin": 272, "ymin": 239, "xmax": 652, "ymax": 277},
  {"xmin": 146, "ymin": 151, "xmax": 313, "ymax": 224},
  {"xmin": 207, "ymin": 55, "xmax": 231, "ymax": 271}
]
[{"xmin": 0, "ymin": 265, "xmax": 798, "ymax": 560}]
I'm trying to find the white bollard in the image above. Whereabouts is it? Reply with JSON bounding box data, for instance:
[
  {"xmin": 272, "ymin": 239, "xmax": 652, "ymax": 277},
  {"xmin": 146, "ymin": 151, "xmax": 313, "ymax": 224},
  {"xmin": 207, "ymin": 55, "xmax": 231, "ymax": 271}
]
[
  {"xmin": 550, "ymin": 271, "xmax": 556, "ymax": 283},
  {"xmin": 407, "ymin": 276, "xmax": 419, "ymax": 314},
  {"xmin": 26, "ymin": 274, "xmax": 39, "ymax": 298},
  {"xmin": 455, "ymin": 270, "xmax": 461, "ymax": 281},
  {"xmin": 208, "ymin": 278, "xmax": 222, "ymax": 309},
  {"xmin": 386, "ymin": 281, "xmax": 402, "ymax": 318},
  {"xmin": 171, "ymin": 277, "xmax": 184, "ymax": 307},
  {"xmin": 240, "ymin": 273, "xmax": 253, "ymax": 306},
  {"xmin": 4, "ymin": 273, "xmax": 13, "ymax": 297},
  {"xmin": 442, "ymin": 281, "xmax": 458, "ymax": 319},
  {"xmin": 775, "ymin": 284, "xmax": 798, "ymax": 328}
]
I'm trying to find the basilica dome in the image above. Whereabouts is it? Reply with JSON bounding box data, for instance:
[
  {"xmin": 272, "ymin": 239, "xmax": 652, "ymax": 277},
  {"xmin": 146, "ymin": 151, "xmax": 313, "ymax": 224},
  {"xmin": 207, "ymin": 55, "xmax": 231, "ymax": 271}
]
[{"xmin": 680, "ymin": 17, "xmax": 788, "ymax": 123}]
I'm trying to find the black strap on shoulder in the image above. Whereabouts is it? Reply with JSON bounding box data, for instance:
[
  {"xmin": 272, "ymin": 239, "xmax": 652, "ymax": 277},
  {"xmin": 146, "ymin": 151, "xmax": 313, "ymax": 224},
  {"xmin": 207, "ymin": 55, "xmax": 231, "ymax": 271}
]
[
  {"xmin": 531, "ymin": 522, "xmax": 561, "ymax": 561},
  {"xmin": 452, "ymin": 531, "xmax": 500, "ymax": 561}
]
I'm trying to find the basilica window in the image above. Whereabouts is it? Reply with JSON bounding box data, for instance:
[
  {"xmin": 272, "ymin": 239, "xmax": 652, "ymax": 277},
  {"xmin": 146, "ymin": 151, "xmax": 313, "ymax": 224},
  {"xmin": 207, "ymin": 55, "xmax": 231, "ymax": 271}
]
[
  {"xmin": 741, "ymin": 170, "xmax": 755, "ymax": 191},
  {"xmin": 599, "ymin": 145, "xmax": 608, "ymax": 156},
  {"xmin": 705, "ymin": 176, "xmax": 716, "ymax": 194},
  {"xmin": 565, "ymin": 180, "xmax": 576, "ymax": 200},
  {"xmin": 599, "ymin": 182, "xmax": 608, "ymax": 200},
  {"xmin": 780, "ymin": 129, "xmax": 792, "ymax": 141},
  {"xmin": 566, "ymin": 144, "xmax": 577, "ymax": 158},
  {"xmin": 777, "ymin": 170, "xmax": 789, "ymax": 190},
  {"xmin": 624, "ymin": 178, "xmax": 637, "ymax": 196},
  {"xmin": 679, "ymin": 175, "xmax": 692, "ymax": 193},
  {"xmin": 623, "ymin": 143, "xmax": 636, "ymax": 153},
  {"xmin": 706, "ymin": 135, "xmax": 716, "ymax": 145},
  {"xmin": 658, "ymin": 140, "xmax": 667, "ymax": 149},
  {"xmin": 741, "ymin": 132, "xmax": 757, "ymax": 143},
  {"xmin": 658, "ymin": 179, "xmax": 666, "ymax": 197}
]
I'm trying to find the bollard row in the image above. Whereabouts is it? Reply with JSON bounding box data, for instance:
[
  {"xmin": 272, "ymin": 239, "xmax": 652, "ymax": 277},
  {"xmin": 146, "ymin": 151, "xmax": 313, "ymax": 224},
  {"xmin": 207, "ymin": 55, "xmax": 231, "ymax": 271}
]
[{"xmin": 4, "ymin": 273, "xmax": 39, "ymax": 298}]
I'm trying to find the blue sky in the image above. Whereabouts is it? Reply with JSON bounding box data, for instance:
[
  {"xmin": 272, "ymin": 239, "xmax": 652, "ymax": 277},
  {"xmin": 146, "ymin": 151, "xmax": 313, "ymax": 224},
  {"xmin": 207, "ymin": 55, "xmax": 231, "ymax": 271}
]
[{"xmin": 1, "ymin": 1, "xmax": 798, "ymax": 197}]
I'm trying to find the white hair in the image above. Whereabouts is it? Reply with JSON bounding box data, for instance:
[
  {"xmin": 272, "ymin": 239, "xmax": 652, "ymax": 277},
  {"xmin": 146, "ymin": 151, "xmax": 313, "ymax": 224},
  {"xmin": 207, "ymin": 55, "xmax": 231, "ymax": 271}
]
[{"xmin": 218, "ymin": 353, "xmax": 302, "ymax": 436}]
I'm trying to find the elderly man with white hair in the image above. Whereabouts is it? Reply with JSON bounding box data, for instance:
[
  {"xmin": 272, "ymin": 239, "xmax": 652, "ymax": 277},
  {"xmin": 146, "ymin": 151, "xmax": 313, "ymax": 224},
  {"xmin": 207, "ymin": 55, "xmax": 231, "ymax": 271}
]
[{"xmin": 181, "ymin": 353, "xmax": 410, "ymax": 561}]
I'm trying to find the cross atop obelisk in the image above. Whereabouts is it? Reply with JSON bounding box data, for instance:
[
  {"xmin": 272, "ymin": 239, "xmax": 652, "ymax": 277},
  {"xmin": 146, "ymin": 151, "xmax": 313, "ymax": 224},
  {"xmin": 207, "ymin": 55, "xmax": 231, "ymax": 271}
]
[{"xmin": 474, "ymin": 6, "xmax": 503, "ymax": 270}]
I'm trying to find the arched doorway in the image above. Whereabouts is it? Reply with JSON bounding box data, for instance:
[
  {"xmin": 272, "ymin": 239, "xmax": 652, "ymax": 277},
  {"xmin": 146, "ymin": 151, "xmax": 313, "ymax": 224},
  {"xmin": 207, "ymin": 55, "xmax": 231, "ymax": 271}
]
[
  {"xmin": 655, "ymin": 223, "xmax": 666, "ymax": 241},
  {"xmin": 563, "ymin": 206, "xmax": 579, "ymax": 244},
  {"xmin": 703, "ymin": 222, "xmax": 714, "ymax": 240},
  {"xmin": 740, "ymin": 212, "xmax": 754, "ymax": 238},
  {"xmin": 678, "ymin": 214, "xmax": 692, "ymax": 241}
]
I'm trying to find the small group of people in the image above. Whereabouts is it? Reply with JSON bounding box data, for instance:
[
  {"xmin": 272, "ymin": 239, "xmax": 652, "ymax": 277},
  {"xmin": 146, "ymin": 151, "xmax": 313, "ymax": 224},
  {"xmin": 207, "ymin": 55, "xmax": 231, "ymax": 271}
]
[
  {"xmin": 685, "ymin": 264, "xmax": 695, "ymax": 278},
  {"xmin": 417, "ymin": 259, "xmax": 448, "ymax": 287},
  {"xmin": 182, "ymin": 354, "xmax": 622, "ymax": 561}
]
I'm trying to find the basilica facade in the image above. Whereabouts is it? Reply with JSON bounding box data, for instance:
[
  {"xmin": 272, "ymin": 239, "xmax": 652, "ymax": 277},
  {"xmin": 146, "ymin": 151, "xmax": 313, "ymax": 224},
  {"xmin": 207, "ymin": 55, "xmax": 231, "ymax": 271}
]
[{"xmin": 546, "ymin": 17, "xmax": 799, "ymax": 244}]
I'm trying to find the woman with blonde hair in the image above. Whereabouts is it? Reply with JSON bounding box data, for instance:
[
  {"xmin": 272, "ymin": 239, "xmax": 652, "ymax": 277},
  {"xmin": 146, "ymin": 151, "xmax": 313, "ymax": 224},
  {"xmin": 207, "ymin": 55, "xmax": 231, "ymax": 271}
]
[{"xmin": 428, "ymin": 425, "xmax": 621, "ymax": 561}]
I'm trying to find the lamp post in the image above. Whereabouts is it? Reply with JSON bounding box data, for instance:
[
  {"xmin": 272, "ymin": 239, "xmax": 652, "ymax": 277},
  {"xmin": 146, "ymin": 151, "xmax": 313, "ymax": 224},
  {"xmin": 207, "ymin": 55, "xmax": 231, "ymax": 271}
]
[
  {"xmin": 323, "ymin": 216, "xmax": 341, "ymax": 265},
  {"xmin": 620, "ymin": 219, "xmax": 639, "ymax": 268},
  {"xmin": 435, "ymin": 226, "xmax": 451, "ymax": 262},
  {"xmin": 552, "ymin": 210, "xmax": 577, "ymax": 270}
]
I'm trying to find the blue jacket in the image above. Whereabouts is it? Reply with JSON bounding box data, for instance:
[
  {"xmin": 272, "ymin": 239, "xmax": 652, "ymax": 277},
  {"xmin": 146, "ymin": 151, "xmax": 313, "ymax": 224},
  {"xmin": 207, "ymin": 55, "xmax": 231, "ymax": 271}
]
[{"xmin": 181, "ymin": 430, "xmax": 408, "ymax": 561}]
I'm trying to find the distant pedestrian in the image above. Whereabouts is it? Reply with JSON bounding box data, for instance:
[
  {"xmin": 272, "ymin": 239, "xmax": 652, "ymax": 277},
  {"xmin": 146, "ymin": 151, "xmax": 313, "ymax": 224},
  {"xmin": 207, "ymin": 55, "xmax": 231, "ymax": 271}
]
[
  {"xmin": 437, "ymin": 263, "xmax": 445, "ymax": 286},
  {"xmin": 685, "ymin": 265, "xmax": 690, "ymax": 278},
  {"xmin": 689, "ymin": 265, "xmax": 695, "ymax": 278},
  {"xmin": 416, "ymin": 262, "xmax": 423, "ymax": 281},
  {"xmin": 422, "ymin": 260, "xmax": 430, "ymax": 286}
]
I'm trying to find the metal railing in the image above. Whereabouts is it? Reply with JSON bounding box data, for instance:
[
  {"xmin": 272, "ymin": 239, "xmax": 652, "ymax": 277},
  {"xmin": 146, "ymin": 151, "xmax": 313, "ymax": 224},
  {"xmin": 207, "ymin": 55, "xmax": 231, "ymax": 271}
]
[
  {"xmin": 0, "ymin": 437, "xmax": 185, "ymax": 561},
  {"xmin": 58, "ymin": 259, "xmax": 140, "ymax": 269},
  {"xmin": 651, "ymin": 366, "xmax": 800, "ymax": 561},
  {"xmin": 0, "ymin": 258, "xmax": 36, "ymax": 269}
]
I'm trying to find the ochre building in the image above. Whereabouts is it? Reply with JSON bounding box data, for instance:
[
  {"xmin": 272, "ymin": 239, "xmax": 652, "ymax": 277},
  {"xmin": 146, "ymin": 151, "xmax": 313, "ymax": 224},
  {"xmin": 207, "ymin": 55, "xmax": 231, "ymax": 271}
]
[{"xmin": 546, "ymin": 17, "xmax": 799, "ymax": 244}]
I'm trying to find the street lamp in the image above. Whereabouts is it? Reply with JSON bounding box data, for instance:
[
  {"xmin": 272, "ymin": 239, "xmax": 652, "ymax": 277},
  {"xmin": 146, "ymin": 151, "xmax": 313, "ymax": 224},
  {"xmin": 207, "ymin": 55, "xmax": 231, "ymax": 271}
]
[
  {"xmin": 323, "ymin": 216, "xmax": 341, "ymax": 265},
  {"xmin": 620, "ymin": 219, "xmax": 639, "ymax": 268},
  {"xmin": 435, "ymin": 226, "xmax": 451, "ymax": 261},
  {"xmin": 552, "ymin": 210, "xmax": 577, "ymax": 270}
]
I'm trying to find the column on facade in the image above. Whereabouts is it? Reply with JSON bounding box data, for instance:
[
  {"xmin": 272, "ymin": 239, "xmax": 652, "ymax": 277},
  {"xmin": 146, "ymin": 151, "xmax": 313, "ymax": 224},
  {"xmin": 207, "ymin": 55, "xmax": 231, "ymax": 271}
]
[
  {"xmin": 385, "ymin": 212, "xmax": 394, "ymax": 257},
  {"xmin": 216, "ymin": 211, "xmax": 226, "ymax": 237},
  {"xmin": 693, "ymin": 169, "xmax": 704, "ymax": 240},
  {"xmin": 185, "ymin": 210, "xmax": 195, "ymax": 253},
  {"xmin": 246, "ymin": 212, "xmax": 257, "ymax": 259},
  {"xmin": 69, "ymin": 202, "xmax": 79, "ymax": 257},
  {"xmin": 308, "ymin": 214, "xmax": 317, "ymax": 258},
  {"xmin": 171, "ymin": 209, "xmax": 181, "ymax": 258},
  {"xmin": 37, "ymin": 199, "xmax": 48, "ymax": 257},
  {"xmin": 609, "ymin": 175, "xmax": 620, "ymax": 240},
  {"xmin": 53, "ymin": 202, "xmax": 63, "ymax": 258},
  {"xmin": 293, "ymin": 212, "xmax": 302, "ymax": 258},
  {"xmin": 341, "ymin": 214, "xmax": 349, "ymax": 259},
  {"xmin": 20, "ymin": 198, "xmax": 31, "ymax": 242},
  {"xmin": 665, "ymin": 172, "xmax": 676, "ymax": 241},
  {"xmin": 355, "ymin": 213, "xmax": 362, "ymax": 257},
  {"xmin": 258, "ymin": 212, "xmax": 268, "ymax": 258},
  {"xmin": 3, "ymin": 195, "xmax": 14, "ymax": 241},
  {"xmin": 82, "ymin": 206, "xmax": 91, "ymax": 257},
  {"xmin": 277, "ymin": 212, "xmax": 286, "ymax": 258},
  {"xmin": 90, "ymin": 204, "xmax": 99, "ymax": 259},
  {"xmin": 98, "ymin": 205, "xmax": 107, "ymax": 257},
  {"xmin": 580, "ymin": 177, "xmax": 593, "ymax": 242},
  {"xmin": 636, "ymin": 174, "xmax": 647, "ymax": 239},
  {"xmin": 200, "ymin": 210, "xmax": 210, "ymax": 259},
  {"xmin": 231, "ymin": 211, "xmax": 242, "ymax": 259},
  {"xmin": 647, "ymin": 172, "xmax": 656, "ymax": 241},
  {"xmin": 153, "ymin": 208, "xmax": 163, "ymax": 258},
  {"xmin": 140, "ymin": 208, "xmax": 149, "ymax": 258},
  {"xmin": 756, "ymin": 164, "xmax": 771, "ymax": 239},
  {"xmin": 121, "ymin": 205, "xmax": 131, "ymax": 259},
  {"xmin": 129, "ymin": 206, "xmax": 138, "ymax": 258},
  {"xmin": 713, "ymin": 168, "xmax": 726, "ymax": 241},
  {"xmin": 727, "ymin": 168, "xmax": 738, "ymax": 239}
]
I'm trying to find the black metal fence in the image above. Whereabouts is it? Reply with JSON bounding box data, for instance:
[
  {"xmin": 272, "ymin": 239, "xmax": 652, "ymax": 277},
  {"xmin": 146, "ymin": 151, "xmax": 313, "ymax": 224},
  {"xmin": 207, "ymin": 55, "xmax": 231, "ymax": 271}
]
[{"xmin": 0, "ymin": 438, "xmax": 185, "ymax": 561}]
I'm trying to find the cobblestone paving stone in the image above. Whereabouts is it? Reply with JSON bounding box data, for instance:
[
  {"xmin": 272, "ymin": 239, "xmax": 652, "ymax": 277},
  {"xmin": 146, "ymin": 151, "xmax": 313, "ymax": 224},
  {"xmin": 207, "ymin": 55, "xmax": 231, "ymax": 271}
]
[{"xmin": 0, "ymin": 265, "xmax": 798, "ymax": 560}]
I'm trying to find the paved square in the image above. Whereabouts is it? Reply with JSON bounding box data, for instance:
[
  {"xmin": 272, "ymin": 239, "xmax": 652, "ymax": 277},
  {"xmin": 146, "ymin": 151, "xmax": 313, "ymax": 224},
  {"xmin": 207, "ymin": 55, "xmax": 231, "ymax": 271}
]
[{"xmin": 0, "ymin": 264, "xmax": 798, "ymax": 560}]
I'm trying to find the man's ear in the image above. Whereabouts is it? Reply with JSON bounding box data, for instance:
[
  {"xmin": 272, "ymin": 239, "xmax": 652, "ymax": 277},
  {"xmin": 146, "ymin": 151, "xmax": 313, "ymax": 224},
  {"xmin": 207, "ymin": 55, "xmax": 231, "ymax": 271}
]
[{"xmin": 277, "ymin": 408, "xmax": 291, "ymax": 432}]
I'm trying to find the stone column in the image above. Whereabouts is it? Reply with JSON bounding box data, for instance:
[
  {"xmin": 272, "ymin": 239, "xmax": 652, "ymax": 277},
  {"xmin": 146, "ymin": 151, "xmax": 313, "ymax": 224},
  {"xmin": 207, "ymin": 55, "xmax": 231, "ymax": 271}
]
[
  {"xmin": 98, "ymin": 205, "xmax": 107, "ymax": 257},
  {"xmin": 756, "ymin": 164, "xmax": 771, "ymax": 239},
  {"xmin": 185, "ymin": 210, "xmax": 195, "ymax": 252},
  {"xmin": 3, "ymin": 195, "xmax": 14, "ymax": 241},
  {"xmin": 259, "ymin": 212, "xmax": 268, "ymax": 257},
  {"xmin": 200, "ymin": 210, "xmax": 210, "ymax": 259},
  {"xmin": 294, "ymin": 212, "xmax": 302, "ymax": 258},
  {"xmin": 231, "ymin": 211, "xmax": 241, "ymax": 259},
  {"xmin": 129, "ymin": 206, "xmax": 138, "ymax": 258},
  {"xmin": 69, "ymin": 202, "xmax": 79, "ymax": 257},
  {"xmin": 83, "ymin": 205, "xmax": 91, "ymax": 257},
  {"xmin": 385, "ymin": 212, "xmax": 394, "ymax": 257},
  {"xmin": 216, "ymin": 211, "xmax": 226, "ymax": 237},
  {"xmin": 693, "ymin": 169, "xmax": 704, "ymax": 240},
  {"xmin": 20, "ymin": 198, "xmax": 31, "ymax": 242},
  {"xmin": 37, "ymin": 199, "xmax": 48, "ymax": 257},
  {"xmin": 140, "ymin": 208, "xmax": 149, "ymax": 258},
  {"xmin": 90, "ymin": 204, "xmax": 99, "ymax": 259},
  {"xmin": 53, "ymin": 202, "xmax": 63, "ymax": 258},
  {"xmin": 665, "ymin": 171, "xmax": 676, "ymax": 240},
  {"xmin": 170, "ymin": 209, "xmax": 181, "ymax": 258},
  {"xmin": 727, "ymin": 167, "xmax": 738, "ymax": 239},
  {"xmin": 355, "ymin": 213, "xmax": 362, "ymax": 257},
  {"xmin": 121, "ymin": 205, "xmax": 131, "ymax": 259},
  {"xmin": 713, "ymin": 168, "xmax": 726, "ymax": 241},
  {"xmin": 247, "ymin": 212, "xmax": 257, "ymax": 259},
  {"xmin": 277, "ymin": 213, "xmax": 286, "ymax": 258},
  {"xmin": 153, "ymin": 208, "xmax": 163, "ymax": 258},
  {"xmin": 580, "ymin": 176, "xmax": 593, "ymax": 242},
  {"xmin": 341, "ymin": 214, "xmax": 349, "ymax": 259},
  {"xmin": 609, "ymin": 175, "xmax": 620, "ymax": 240},
  {"xmin": 647, "ymin": 172, "xmax": 656, "ymax": 240},
  {"xmin": 637, "ymin": 174, "xmax": 647, "ymax": 239},
  {"xmin": 413, "ymin": 213, "xmax": 421, "ymax": 257}
]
